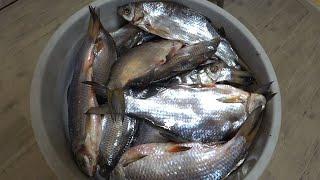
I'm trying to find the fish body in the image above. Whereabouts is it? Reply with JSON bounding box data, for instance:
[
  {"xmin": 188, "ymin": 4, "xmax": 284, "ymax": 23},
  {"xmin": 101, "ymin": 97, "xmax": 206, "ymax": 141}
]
[
  {"xmin": 125, "ymin": 85, "xmax": 266, "ymax": 143},
  {"xmin": 111, "ymin": 24, "xmax": 156, "ymax": 54},
  {"xmin": 118, "ymin": 2, "xmax": 240, "ymax": 68},
  {"xmin": 107, "ymin": 39, "xmax": 219, "ymax": 90},
  {"xmin": 89, "ymin": 8, "xmax": 117, "ymax": 86},
  {"xmin": 112, "ymin": 107, "xmax": 263, "ymax": 180},
  {"xmin": 98, "ymin": 115, "xmax": 138, "ymax": 176},
  {"xmin": 68, "ymin": 6, "xmax": 103, "ymax": 176},
  {"xmin": 172, "ymin": 59, "xmax": 254, "ymax": 86},
  {"xmin": 107, "ymin": 40, "xmax": 183, "ymax": 89}
]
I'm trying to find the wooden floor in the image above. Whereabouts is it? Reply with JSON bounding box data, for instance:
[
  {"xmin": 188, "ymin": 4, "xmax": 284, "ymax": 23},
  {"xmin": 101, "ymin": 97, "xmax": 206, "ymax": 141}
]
[{"xmin": 0, "ymin": 0, "xmax": 319, "ymax": 179}]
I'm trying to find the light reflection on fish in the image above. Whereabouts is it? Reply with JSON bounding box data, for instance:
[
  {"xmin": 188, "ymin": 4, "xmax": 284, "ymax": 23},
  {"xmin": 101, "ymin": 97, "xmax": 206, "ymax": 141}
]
[
  {"xmin": 125, "ymin": 85, "xmax": 266, "ymax": 143},
  {"xmin": 112, "ymin": 107, "xmax": 264, "ymax": 180},
  {"xmin": 118, "ymin": 1, "xmax": 240, "ymax": 68}
]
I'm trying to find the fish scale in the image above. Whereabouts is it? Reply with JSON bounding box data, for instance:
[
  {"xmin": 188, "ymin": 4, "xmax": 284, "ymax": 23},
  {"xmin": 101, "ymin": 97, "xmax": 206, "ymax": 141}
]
[
  {"xmin": 118, "ymin": 1, "xmax": 240, "ymax": 68},
  {"xmin": 112, "ymin": 107, "xmax": 263, "ymax": 180},
  {"xmin": 125, "ymin": 85, "xmax": 266, "ymax": 143}
]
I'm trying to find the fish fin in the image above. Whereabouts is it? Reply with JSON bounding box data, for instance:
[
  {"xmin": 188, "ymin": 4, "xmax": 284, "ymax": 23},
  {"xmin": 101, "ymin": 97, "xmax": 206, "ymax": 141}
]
[
  {"xmin": 227, "ymin": 69, "xmax": 255, "ymax": 86},
  {"xmin": 217, "ymin": 96, "xmax": 246, "ymax": 103},
  {"xmin": 207, "ymin": 141, "xmax": 226, "ymax": 146},
  {"xmin": 217, "ymin": 27, "xmax": 226, "ymax": 37},
  {"xmin": 107, "ymin": 88, "xmax": 125, "ymax": 122},
  {"xmin": 122, "ymin": 155, "xmax": 148, "ymax": 167},
  {"xmin": 85, "ymin": 104, "xmax": 109, "ymax": 115},
  {"xmin": 88, "ymin": 6, "xmax": 102, "ymax": 41},
  {"xmin": 255, "ymin": 82, "xmax": 273, "ymax": 94},
  {"xmin": 236, "ymin": 106, "xmax": 263, "ymax": 145},
  {"xmin": 167, "ymin": 145, "xmax": 192, "ymax": 153},
  {"xmin": 82, "ymin": 81, "xmax": 107, "ymax": 98},
  {"xmin": 265, "ymin": 92, "xmax": 277, "ymax": 102}
]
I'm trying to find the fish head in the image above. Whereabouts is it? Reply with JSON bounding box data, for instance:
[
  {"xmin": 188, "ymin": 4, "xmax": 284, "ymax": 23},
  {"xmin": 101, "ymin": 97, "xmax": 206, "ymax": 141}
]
[
  {"xmin": 247, "ymin": 93, "xmax": 266, "ymax": 114},
  {"xmin": 209, "ymin": 61, "xmax": 226, "ymax": 73},
  {"xmin": 118, "ymin": 4, "xmax": 138, "ymax": 22},
  {"xmin": 75, "ymin": 146, "xmax": 97, "ymax": 176}
]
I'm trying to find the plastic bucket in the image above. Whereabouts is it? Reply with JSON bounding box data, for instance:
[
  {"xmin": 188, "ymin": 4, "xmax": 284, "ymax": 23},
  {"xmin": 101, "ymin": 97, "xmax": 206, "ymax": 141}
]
[{"xmin": 30, "ymin": 0, "xmax": 281, "ymax": 179}]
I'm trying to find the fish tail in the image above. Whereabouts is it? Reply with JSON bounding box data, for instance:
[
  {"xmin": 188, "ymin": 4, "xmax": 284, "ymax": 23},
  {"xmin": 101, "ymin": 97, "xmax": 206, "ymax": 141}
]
[
  {"xmin": 254, "ymin": 82, "xmax": 276, "ymax": 101},
  {"xmin": 88, "ymin": 5, "xmax": 102, "ymax": 41},
  {"xmin": 107, "ymin": 88, "xmax": 126, "ymax": 122},
  {"xmin": 236, "ymin": 106, "xmax": 263, "ymax": 145},
  {"xmin": 229, "ymin": 70, "xmax": 255, "ymax": 86}
]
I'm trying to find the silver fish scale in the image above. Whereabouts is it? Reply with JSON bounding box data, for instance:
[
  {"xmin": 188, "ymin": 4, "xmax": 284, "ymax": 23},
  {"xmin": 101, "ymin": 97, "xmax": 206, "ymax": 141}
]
[
  {"xmin": 129, "ymin": 2, "xmax": 239, "ymax": 68},
  {"xmin": 117, "ymin": 137, "xmax": 247, "ymax": 180},
  {"xmin": 176, "ymin": 65, "xmax": 234, "ymax": 85},
  {"xmin": 141, "ymin": 2, "xmax": 216, "ymax": 44},
  {"xmin": 99, "ymin": 115, "xmax": 138, "ymax": 170},
  {"xmin": 125, "ymin": 85, "xmax": 261, "ymax": 143}
]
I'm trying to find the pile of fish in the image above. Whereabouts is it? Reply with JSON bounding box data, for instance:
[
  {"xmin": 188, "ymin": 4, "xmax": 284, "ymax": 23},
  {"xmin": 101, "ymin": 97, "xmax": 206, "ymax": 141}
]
[{"xmin": 67, "ymin": 2, "xmax": 275, "ymax": 179}]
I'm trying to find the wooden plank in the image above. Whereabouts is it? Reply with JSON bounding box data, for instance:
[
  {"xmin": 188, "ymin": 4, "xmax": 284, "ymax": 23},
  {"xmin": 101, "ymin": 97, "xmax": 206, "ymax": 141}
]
[
  {"xmin": 1, "ymin": 144, "xmax": 56, "ymax": 179},
  {"xmin": 260, "ymin": 13, "xmax": 320, "ymax": 179},
  {"xmin": 0, "ymin": 0, "xmax": 92, "ymax": 177},
  {"xmin": 0, "ymin": 0, "xmax": 319, "ymax": 179},
  {"xmin": 0, "ymin": 0, "xmax": 17, "ymax": 10},
  {"xmin": 254, "ymin": 0, "xmax": 309, "ymax": 55}
]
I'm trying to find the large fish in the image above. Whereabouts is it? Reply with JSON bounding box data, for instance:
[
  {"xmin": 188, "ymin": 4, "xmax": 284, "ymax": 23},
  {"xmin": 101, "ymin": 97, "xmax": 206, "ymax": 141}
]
[
  {"xmin": 125, "ymin": 85, "xmax": 266, "ymax": 143},
  {"xmin": 68, "ymin": 6, "xmax": 106, "ymax": 176},
  {"xmin": 98, "ymin": 115, "xmax": 138, "ymax": 177},
  {"xmin": 88, "ymin": 84, "xmax": 266, "ymax": 143},
  {"xmin": 104, "ymin": 38, "xmax": 220, "ymax": 122},
  {"xmin": 118, "ymin": 1, "xmax": 240, "ymax": 68},
  {"xmin": 111, "ymin": 24, "xmax": 157, "ymax": 55},
  {"xmin": 112, "ymin": 107, "xmax": 264, "ymax": 180}
]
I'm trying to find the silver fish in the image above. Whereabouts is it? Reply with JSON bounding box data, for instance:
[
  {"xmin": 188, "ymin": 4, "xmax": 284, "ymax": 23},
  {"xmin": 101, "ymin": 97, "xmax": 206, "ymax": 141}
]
[
  {"xmin": 118, "ymin": 2, "xmax": 240, "ymax": 68},
  {"xmin": 111, "ymin": 24, "xmax": 156, "ymax": 54},
  {"xmin": 68, "ymin": 6, "xmax": 104, "ymax": 176},
  {"xmin": 112, "ymin": 107, "xmax": 263, "ymax": 180},
  {"xmin": 98, "ymin": 115, "xmax": 138, "ymax": 176},
  {"xmin": 171, "ymin": 59, "xmax": 254, "ymax": 87},
  {"xmin": 125, "ymin": 85, "xmax": 266, "ymax": 143},
  {"xmin": 90, "ymin": 7, "xmax": 117, "ymax": 86}
]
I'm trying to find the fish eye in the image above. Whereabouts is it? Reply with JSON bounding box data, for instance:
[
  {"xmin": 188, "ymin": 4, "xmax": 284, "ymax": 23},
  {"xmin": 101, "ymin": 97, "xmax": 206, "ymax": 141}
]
[{"xmin": 124, "ymin": 7, "xmax": 131, "ymax": 15}]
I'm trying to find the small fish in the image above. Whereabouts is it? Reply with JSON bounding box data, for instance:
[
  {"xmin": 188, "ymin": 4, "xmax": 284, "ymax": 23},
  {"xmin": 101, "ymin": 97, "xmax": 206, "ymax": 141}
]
[
  {"xmin": 125, "ymin": 85, "xmax": 266, "ymax": 143},
  {"xmin": 111, "ymin": 24, "xmax": 157, "ymax": 54},
  {"xmin": 89, "ymin": 7, "xmax": 117, "ymax": 87},
  {"xmin": 118, "ymin": 1, "xmax": 240, "ymax": 68},
  {"xmin": 98, "ymin": 115, "xmax": 138, "ymax": 177},
  {"xmin": 171, "ymin": 59, "xmax": 254, "ymax": 87},
  {"xmin": 68, "ymin": 6, "xmax": 104, "ymax": 176},
  {"xmin": 112, "ymin": 107, "xmax": 264, "ymax": 180}
]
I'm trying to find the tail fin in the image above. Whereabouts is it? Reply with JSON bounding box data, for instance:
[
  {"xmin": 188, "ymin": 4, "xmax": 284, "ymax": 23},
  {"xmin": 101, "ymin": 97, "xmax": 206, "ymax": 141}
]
[
  {"xmin": 236, "ymin": 106, "xmax": 263, "ymax": 146},
  {"xmin": 254, "ymin": 82, "xmax": 276, "ymax": 102},
  {"xmin": 88, "ymin": 6, "xmax": 102, "ymax": 41}
]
